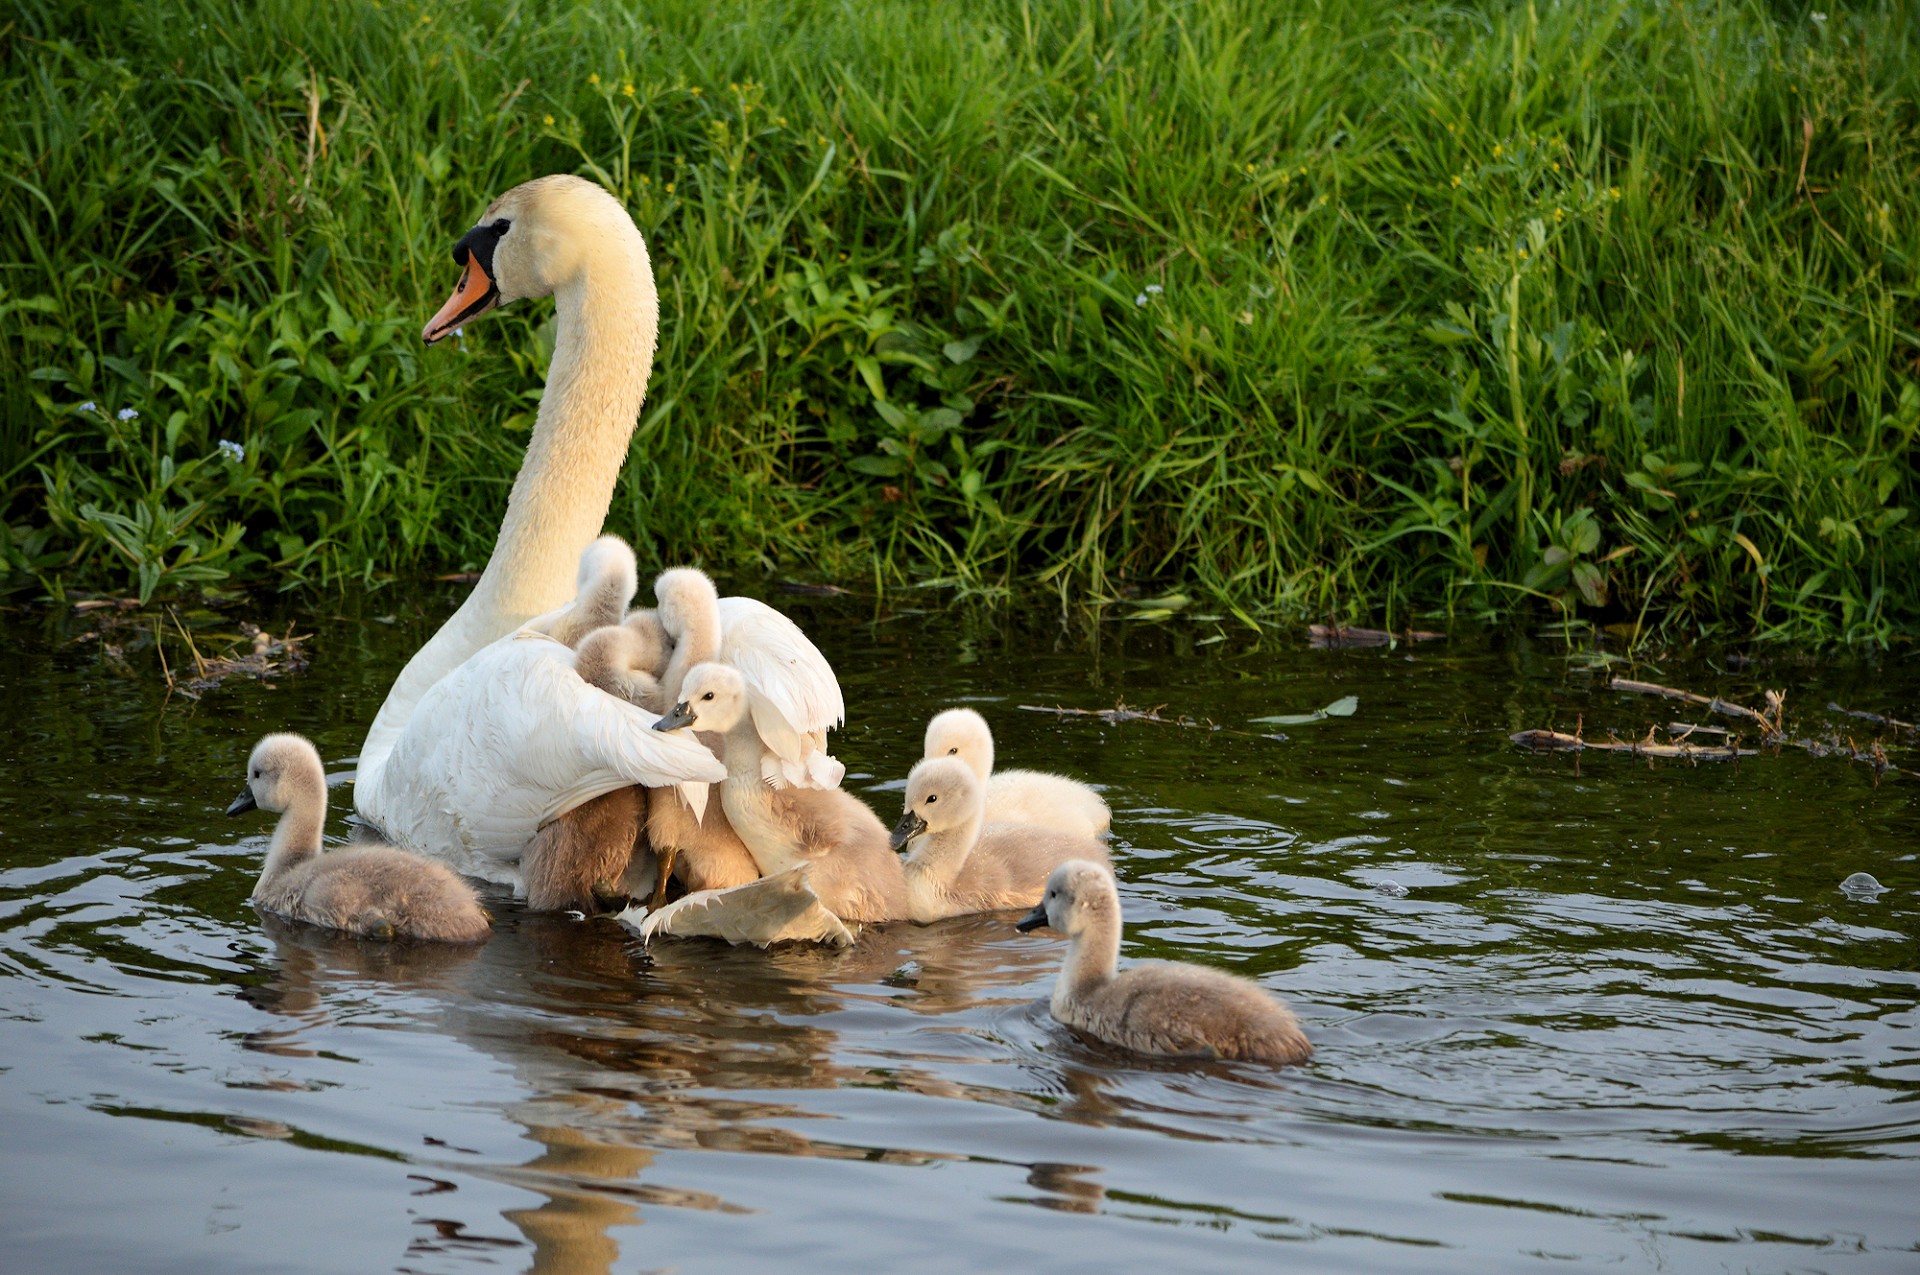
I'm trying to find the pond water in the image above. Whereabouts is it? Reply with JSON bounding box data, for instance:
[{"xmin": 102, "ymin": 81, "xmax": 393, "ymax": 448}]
[{"xmin": 2, "ymin": 587, "xmax": 1916, "ymax": 1273}]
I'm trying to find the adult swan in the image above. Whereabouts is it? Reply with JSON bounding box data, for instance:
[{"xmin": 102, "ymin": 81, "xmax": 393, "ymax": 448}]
[{"xmin": 354, "ymin": 175, "xmax": 724, "ymax": 885}]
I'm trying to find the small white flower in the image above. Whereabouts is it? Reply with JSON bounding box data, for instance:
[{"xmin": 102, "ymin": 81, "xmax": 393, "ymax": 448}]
[
  {"xmin": 453, "ymin": 326, "xmax": 464, "ymax": 339},
  {"xmin": 1145, "ymin": 284, "xmax": 1163, "ymax": 295},
  {"xmin": 1134, "ymin": 293, "xmax": 1148, "ymax": 307},
  {"xmin": 77, "ymin": 401, "xmax": 97, "ymax": 414},
  {"xmin": 1811, "ymin": 11, "xmax": 1827, "ymax": 23},
  {"xmin": 217, "ymin": 440, "xmax": 246, "ymax": 463},
  {"xmin": 116, "ymin": 408, "xmax": 139, "ymax": 422}
]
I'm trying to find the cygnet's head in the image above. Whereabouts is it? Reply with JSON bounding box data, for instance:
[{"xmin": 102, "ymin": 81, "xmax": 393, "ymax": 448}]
[
  {"xmin": 652, "ymin": 567, "xmax": 719, "ymax": 641},
  {"xmin": 575, "ymin": 535, "xmax": 638, "ymax": 600},
  {"xmin": 651, "ymin": 661, "xmax": 748, "ymax": 734},
  {"xmin": 1015, "ymin": 859, "xmax": 1116, "ymax": 937},
  {"xmin": 227, "ymin": 733, "xmax": 327, "ymax": 817},
  {"xmin": 890, "ymin": 756, "xmax": 986, "ymax": 850},
  {"xmin": 423, "ymin": 174, "xmax": 649, "ymax": 344},
  {"xmin": 923, "ymin": 708, "xmax": 994, "ymax": 780}
]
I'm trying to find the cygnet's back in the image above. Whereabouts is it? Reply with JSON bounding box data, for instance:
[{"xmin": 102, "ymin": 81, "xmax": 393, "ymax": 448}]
[
  {"xmin": 1016, "ymin": 860, "xmax": 1310, "ymax": 1064},
  {"xmin": 924, "ymin": 709, "xmax": 1110, "ymax": 841},
  {"xmin": 231, "ymin": 734, "xmax": 490, "ymax": 942}
]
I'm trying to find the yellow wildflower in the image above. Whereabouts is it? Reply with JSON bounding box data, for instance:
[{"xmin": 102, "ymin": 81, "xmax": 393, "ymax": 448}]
[
  {"xmin": 665, "ymin": 182, "xmax": 675, "ymax": 194},
  {"xmin": 588, "ymin": 73, "xmax": 600, "ymax": 86},
  {"xmin": 1450, "ymin": 174, "xmax": 1461, "ymax": 188},
  {"xmin": 1553, "ymin": 207, "xmax": 1565, "ymax": 221},
  {"xmin": 623, "ymin": 82, "xmax": 635, "ymax": 97},
  {"xmin": 543, "ymin": 113, "xmax": 555, "ymax": 126},
  {"xmin": 690, "ymin": 85, "xmax": 702, "ymax": 96},
  {"xmin": 1492, "ymin": 143, "xmax": 1503, "ymax": 158}
]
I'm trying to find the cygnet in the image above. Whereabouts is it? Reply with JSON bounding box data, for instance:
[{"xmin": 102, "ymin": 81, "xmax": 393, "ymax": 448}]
[
  {"xmin": 891, "ymin": 756, "xmax": 1110, "ymax": 922},
  {"xmin": 923, "ymin": 708, "xmax": 1109, "ymax": 841},
  {"xmin": 1016, "ymin": 860, "xmax": 1310, "ymax": 1064},
  {"xmin": 229, "ymin": 734, "xmax": 489, "ymax": 942}
]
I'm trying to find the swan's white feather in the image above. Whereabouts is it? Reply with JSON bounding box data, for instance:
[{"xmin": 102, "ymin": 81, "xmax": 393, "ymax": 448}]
[
  {"xmin": 621, "ymin": 866, "xmax": 855, "ymax": 948},
  {"xmin": 717, "ymin": 595, "xmax": 845, "ymax": 789},
  {"xmin": 356, "ymin": 630, "xmax": 725, "ymax": 887}
]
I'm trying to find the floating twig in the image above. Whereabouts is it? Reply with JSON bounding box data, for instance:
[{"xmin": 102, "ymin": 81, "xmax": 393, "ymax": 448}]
[
  {"xmin": 1309, "ymin": 624, "xmax": 1445, "ymax": 649},
  {"xmin": 1510, "ymin": 727, "xmax": 1757, "ymax": 762},
  {"xmin": 1610, "ymin": 677, "xmax": 1784, "ymax": 738},
  {"xmin": 1827, "ymin": 702, "xmax": 1917, "ymax": 735},
  {"xmin": 1018, "ymin": 701, "xmax": 1220, "ymax": 730}
]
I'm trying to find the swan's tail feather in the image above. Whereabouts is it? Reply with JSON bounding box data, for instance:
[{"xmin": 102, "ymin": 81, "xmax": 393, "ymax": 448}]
[{"xmin": 619, "ymin": 866, "xmax": 854, "ymax": 948}]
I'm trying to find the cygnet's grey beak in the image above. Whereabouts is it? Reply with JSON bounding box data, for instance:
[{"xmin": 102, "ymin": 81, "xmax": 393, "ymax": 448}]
[
  {"xmin": 226, "ymin": 788, "xmax": 258, "ymax": 816},
  {"xmin": 653, "ymin": 702, "xmax": 697, "ymax": 731},
  {"xmin": 1014, "ymin": 902, "xmax": 1051, "ymax": 933},
  {"xmin": 889, "ymin": 808, "xmax": 927, "ymax": 852}
]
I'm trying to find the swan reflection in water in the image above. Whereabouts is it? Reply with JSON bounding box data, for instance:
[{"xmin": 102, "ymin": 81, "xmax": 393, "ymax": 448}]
[{"xmin": 232, "ymin": 905, "xmax": 1080, "ymax": 1272}]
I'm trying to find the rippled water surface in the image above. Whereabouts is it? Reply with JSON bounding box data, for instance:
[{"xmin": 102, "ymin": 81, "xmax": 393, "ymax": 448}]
[{"xmin": 3, "ymin": 590, "xmax": 1917, "ymax": 1273}]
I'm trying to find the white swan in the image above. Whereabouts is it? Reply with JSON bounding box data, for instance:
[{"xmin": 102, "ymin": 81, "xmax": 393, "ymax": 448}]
[
  {"xmin": 1016, "ymin": 861, "xmax": 1312, "ymax": 1064},
  {"xmin": 891, "ymin": 756, "xmax": 1110, "ymax": 923},
  {"xmin": 353, "ymin": 181, "xmax": 725, "ymax": 884},
  {"xmin": 358, "ymin": 175, "xmax": 663, "ymax": 793},
  {"xmin": 923, "ymin": 709, "xmax": 1110, "ymax": 841},
  {"xmin": 625, "ymin": 662, "xmax": 904, "ymax": 947},
  {"xmin": 230, "ymin": 734, "xmax": 490, "ymax": 942}
]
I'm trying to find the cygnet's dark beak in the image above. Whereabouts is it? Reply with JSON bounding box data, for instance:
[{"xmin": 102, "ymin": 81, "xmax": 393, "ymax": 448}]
[
  {"xmin": 889, "ymin": 808, "xmax": 927, "ymax": 852},
  {"xmin": 1014, "ymin": 902, "xmax": 1051, "ymax": 933},
  {"xmin": 226, "ymin": 788, "xmax": 258, "ymax": 816},
  {"xmin": 652, "ymin": 702, "xmax": 697, "ymax": 731}
]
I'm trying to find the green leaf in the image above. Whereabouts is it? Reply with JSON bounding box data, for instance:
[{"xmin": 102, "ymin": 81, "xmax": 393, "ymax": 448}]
[
  {"xmin": 942, "ymin": 336, "xmax": 982, "ymax": 364},
  {"xmin": 846, "ymin": 454, "xmax": 905, "ymax": 477},
  {"xmin": 1571, "ymin": 560, "xmax": 1607, "ymax": 607},
  {"xmin": 1250, "ymin": 695, "xmax": 1359, "ymax": 725}
]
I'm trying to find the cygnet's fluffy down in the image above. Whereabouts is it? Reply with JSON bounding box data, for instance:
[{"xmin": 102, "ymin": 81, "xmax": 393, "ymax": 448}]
[
  {"xmin": 892, "ymin": 756, "xmax": 1110, "ymax": 923},
  {"xmin": 1016, "ymin": 860, "xmax": 1310, "ymax": 1064},
  {"xmin": 230, "ymin": 733, "xmax": 489, "ymax": 942},
  {"xmin": 923, "ymin": 708, "xmax": 1109, "ymax": 841}
]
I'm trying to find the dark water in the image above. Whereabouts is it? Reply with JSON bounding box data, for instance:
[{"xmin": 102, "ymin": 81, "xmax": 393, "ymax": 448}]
[{"xmin": 3, "ymin": 589, "xmax": 1917, "ymax": 1273}]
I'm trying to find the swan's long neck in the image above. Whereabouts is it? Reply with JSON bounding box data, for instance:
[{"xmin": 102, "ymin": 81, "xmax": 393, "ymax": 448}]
[
  {"xmin": 1055, "ymin": 899, "xmax": 1121, "ymax": 1016},
  {"xmin": 661, "ymin": 604, "xmax": 720, "ymax": 707},
  {"xmin": 357, "ymin": 241, "xmax": 658, "ymax": 785},
  {"xmin": 904, "ymin": 805, "xmax": 985, "ymax": 897},
  {"xmin": 257, "ymin": 782, "xmax": 327, "ymax": 898}
]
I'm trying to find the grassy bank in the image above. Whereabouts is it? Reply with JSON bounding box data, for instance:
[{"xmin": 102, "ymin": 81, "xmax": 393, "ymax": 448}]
[{"xmin": 3, "ymin": 0, "xmax": 1917, "ymax": 642}]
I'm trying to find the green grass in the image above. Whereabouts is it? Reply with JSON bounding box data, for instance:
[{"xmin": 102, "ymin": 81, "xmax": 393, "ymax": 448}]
[{"xmin": 3, "ymin": 0, "xmax": 1917, "ymax": 643}]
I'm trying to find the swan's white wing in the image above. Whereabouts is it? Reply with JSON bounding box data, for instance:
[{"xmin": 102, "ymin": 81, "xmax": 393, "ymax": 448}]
[
  {"xmin": 619, "ymin": 866, "xmax": 854, "ymax": 948},
  {"xmin": 355, "ymin": 631, "xmax": 724, "ymax": 886},
  {"xmin": 717, "ymin": 596, "xmax": 846, "ymax": 789}
]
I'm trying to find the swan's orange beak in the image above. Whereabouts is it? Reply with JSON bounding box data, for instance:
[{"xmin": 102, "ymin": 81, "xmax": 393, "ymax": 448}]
[{"xmin": 423, "ymin": 256, "xmax": 498, "ymax": 345}]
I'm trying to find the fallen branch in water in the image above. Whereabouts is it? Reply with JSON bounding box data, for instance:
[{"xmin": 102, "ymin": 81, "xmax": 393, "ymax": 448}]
[
  {"xmin": 169, "ymin": 623, "xmax": 312, "ymax": 699},
  {"xmin": 1308, "ymin": 624, "xmax": 1445, "ymax": 649},
  {"xmin": 1018, "ymin": 701, "xmax": 1221, "ymax": 730},
  {"xmin": 1827, "ymin": 702, "xmax": 1917, "ymax": 735},
  {"xmin": 1610, "ymin": 677, "xmax": 1785, "ymax": 738},
  {"xmin": 1511, "ymin": 724, "xmax": 1757, "ymax": 763}
]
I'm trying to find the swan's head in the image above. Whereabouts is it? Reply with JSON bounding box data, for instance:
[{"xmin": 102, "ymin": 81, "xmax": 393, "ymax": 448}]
[
  {"xmin": 423, "ymin": 175, "xmax": 649, "ymax": 344},
  {"xmin": 575, "ymin": 535, "xmax": 638, "ymax": 601},
  {"xmin": 652, "ymin": 661, "xmax": 748, "ymax": 734},
  {"xmin": 652, "ymin": 567, "xmax": 719, "ymax": 641},
  {"xmin": 227, "ymin": 733, "xmax": 326, "ymax": 817},
  {"xmin": 923, "ymin": 708, "xmax": 994, "ymax": 781},
  {"xmin": 890, "ymin": 756, "xmax": 985, "ymax": 850},
  {"xmin": 1016, "ymin": 859, "xmax": 1116, "ymax": 936}
]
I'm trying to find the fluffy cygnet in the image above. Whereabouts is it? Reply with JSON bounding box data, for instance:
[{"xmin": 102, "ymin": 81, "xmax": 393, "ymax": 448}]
[
  {"xmin": 542, "ymin": 535, "xmax": 641, "ymax": 648},
  {"xmin": 891, "ymin": 756, "xmax": 1110, "ymax": 923},
  {"xmin": 656, "ymin": 663, "xmax": 907, "ymax": 922},
  {"xmin": 1016, "ymin": 860, "xmax": 1311, "ymax": 1064},
  {"xmin": 923, "ymin": 708, "xmax": 1110, "ymax": 841},
  {"xmin": 229, "ymin": 734, "xmax": 489, "ymax": 942}
]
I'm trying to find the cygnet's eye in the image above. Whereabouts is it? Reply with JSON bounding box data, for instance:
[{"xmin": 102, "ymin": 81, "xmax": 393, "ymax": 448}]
[
  {"xmin": 701, "ymin": 691, "xmax": 715, "ymax": 701},
  {"xmin": 926, "ymin": 794, "xmax": 938, "ymax": 804},
  {"xmin": 947, "ymin": 747, "xmax": 958, "ymax": 755}
]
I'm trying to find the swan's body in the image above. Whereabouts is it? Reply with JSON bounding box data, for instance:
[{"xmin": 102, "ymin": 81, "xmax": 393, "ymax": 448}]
[
  {"xmin": 230, "ymin": 734, "xmax": 489, "ymax": 943},
  {"xmin": 923, "ymin": 709, "xmax": 1109, "ymax": 841},
  {"xmin": 356, "ymin": 630, "xmax": 723, "ymax": 887},
  {"xmin": 517, "ymin": 613, "xmax": 675, "ymax": 912},
  {"xmin": 1016, "ymin": 861, "xmax": 1311, "ymax": 1064},
  {"xmin": 637, "ymin": 663, "xmax": 905, "ymax": 945},
  {"xmin": 357, "ymin": 175, "xmax": 664, "ymax": 827},
  {"xmin": 892, "ymin": 756, "xmax": 1110, "ymax": 923}
]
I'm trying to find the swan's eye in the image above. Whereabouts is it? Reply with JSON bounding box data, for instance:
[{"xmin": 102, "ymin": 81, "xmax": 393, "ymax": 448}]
[{"xmin": 493, "ymin": 218, "xmax": 511, "ymax": 234}]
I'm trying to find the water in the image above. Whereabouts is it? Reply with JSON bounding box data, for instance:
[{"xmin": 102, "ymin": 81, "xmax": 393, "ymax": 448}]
[{"xmin": 3, "ymin": 590, "xmax": 1917, "ymax": 1273}]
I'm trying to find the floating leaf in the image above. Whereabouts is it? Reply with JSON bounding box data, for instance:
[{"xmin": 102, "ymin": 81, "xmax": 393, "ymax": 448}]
[{"xmin": 1251, "ymin": 695, "xmax": 1358, "ymax": 725}]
